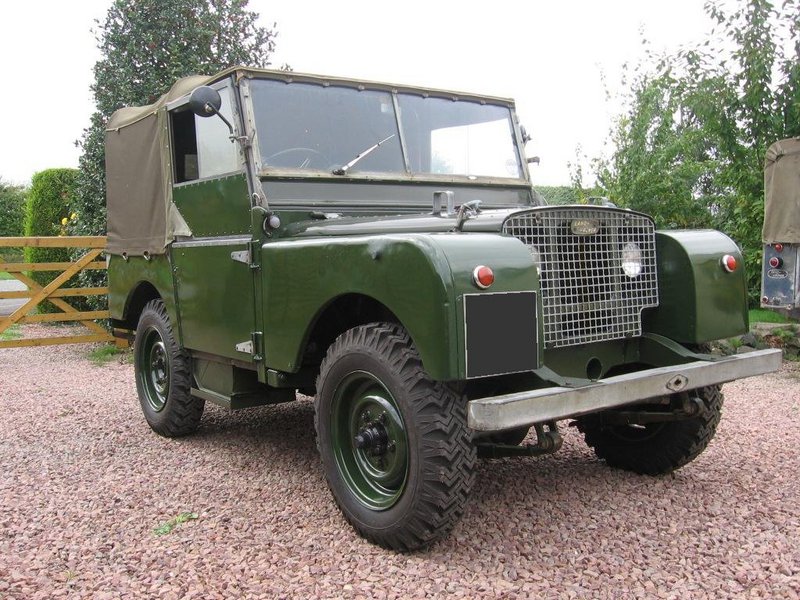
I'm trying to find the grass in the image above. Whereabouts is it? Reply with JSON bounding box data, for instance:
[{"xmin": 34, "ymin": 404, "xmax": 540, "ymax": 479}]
[
  {"xmin": 0, "ymin": 325, "xmax": 22, "ymax": 341},
  {"xmin": 749, "ymin": 308, "xmax": 796, "ymax": 324},
  {"xmin": 153, "ymin": 512, "xmax": 199, "ymax": 536},
  {"xmin": 0, "ymin": 271, "xmax": 14, "ymax": 280},
  {"xmin": 86, "ymin": 344, "xmax": 130, "ymax": 365}
]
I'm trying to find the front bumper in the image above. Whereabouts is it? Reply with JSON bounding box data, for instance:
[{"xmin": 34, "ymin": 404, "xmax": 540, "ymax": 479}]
[{"xmin": 468, "ymin": 348, "xmax": 783, "ymax": 431}]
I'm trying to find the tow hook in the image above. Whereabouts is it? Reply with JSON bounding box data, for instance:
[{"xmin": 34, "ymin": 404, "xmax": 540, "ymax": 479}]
[{"xmin": 477, "ymin": 421, "xmax": 563, "ymax": 459}]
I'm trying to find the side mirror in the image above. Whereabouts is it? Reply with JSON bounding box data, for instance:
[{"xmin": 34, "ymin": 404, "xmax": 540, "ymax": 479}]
[
  {"xmin": 189, "ymin": 86, "xmax": 222, "ymax": 118},
  {"xmin": 188, "ymin": 85, "xmax": 234, "ymax": 136}
]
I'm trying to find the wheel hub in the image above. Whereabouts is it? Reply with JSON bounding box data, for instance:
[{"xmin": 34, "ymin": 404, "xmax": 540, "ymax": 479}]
[
  {"xmin": 137, "ymin": 327, "xmax": 170, "ymax": 413},
  {"xmin": 353, "ymin": 412, "xmax": 397, "ymax": 457},
  {"xmin": 354, "ymin": 422, "xmax": 389, "ymax": 454},
  {"xmin": 151, "ymin": 342, "xmax": 168, "ymax": 394},
  {"xmin": 330, "ymin": 372, "xmax": 409, "ymax": 510}
]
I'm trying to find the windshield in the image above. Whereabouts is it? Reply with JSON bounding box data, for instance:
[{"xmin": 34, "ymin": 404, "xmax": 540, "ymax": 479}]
[
  {"xmin": 249, "ymin": 79, "xmax": 524, "ymax": 180},
  {"xmin": 397, "ymin": 95, "xmax": 521, "ymax": 178},
  {"xmin": 251, "ymin": 80, "xmax": 404, "ymax": 173}
]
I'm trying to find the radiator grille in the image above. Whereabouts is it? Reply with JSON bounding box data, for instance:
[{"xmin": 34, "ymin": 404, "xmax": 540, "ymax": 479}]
[{"xmin": 503, "ymin": 207, "xmax": 658, "ymax": 348}]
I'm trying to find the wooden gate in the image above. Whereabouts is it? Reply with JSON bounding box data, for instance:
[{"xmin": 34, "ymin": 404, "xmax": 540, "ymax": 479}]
[{"xmin": 0, "ymin": 237, "xmax": 114, "ymax": 349}]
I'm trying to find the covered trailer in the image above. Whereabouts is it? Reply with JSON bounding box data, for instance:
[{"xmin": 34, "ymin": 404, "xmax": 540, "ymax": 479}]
[{"xmin": 762, "ymin": 137, "xmax": 800, "ymax": 319}]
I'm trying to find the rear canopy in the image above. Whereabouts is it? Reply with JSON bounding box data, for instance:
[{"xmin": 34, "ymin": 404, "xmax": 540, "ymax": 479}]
[
  {"xmin": 763, "ymin": 137, "xmax": 800, "ymax": 244},
  {"xmin": 105, "ymin": 75, "xmax": 210, "ymax": 256}
]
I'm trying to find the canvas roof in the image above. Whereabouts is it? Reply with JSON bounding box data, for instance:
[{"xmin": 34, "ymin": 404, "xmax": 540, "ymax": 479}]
[{"xmin": 105, "ymin": 66, "xmax": 517, "ymax": 255}]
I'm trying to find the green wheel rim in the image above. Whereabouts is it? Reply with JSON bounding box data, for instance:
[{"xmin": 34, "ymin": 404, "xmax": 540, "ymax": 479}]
[
  {"xmin": 138, "ymin": 326, "xmax": 170, "ymax": 412},
  {"xmin": 330, "ymin": 371, "xmax": 409, "ymax": 510}
]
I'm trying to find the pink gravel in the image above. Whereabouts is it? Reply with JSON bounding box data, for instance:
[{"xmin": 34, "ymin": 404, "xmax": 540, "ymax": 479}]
[{"xmin": 1, "ymin": 324, "xmax": 799, "ymax": 599}]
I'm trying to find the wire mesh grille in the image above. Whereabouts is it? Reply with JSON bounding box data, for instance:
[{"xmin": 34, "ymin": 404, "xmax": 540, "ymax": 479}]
[{"xmin": 503, "ymin": 207, "xmax": 658, "ymax": 348}]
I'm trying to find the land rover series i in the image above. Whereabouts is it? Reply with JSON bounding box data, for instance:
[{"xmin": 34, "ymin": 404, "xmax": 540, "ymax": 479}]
[{"xmin": 106, "ymin": 67, "xmax": 782, "ymax": 550}]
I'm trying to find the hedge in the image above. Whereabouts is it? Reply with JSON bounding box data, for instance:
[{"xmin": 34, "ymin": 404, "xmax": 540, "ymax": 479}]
[{"xmin": 23, "ymin": 169, "xmax": 78, "ymax": 312}]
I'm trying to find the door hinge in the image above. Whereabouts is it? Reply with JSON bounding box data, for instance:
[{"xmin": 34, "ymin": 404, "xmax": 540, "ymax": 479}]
[
  {"xmin": 249, "ymin": 239, "xmax": 261, "ymax": 271},
  {"xmin": 235, "ymin": 340, "xmax": 253, "ymax": 354},
  {"xmin": 251, "ymin": 331, "xmax": 263, "ymax": 361},
  {"xmin": 230, "ymin": 249, "xmax": 250, "ymax": 264},
  {"xmin": 235, "ymin": 331, "xmax": 263, "ymax": 361}
]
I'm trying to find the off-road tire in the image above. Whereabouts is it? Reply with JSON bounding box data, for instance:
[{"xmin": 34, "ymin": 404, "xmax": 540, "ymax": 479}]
[
  {"xmin": 134, "ymin": 299, "xmax": 203, "ymax": 437},
  {"xmin": 315, "ymin": 322, "xmax": 476, "ymax": 551},
  {"xmin": 577, "ymin": 385, "xmax": 723, "ymax": 475}
]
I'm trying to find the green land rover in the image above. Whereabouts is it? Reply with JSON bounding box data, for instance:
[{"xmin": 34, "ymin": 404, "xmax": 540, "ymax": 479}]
[{"xmin": 106, "ymin": 67, "xmax": 782, "ymax": 551}]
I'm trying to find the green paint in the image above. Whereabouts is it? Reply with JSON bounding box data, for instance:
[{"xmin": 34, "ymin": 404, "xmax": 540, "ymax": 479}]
[
  {"xmin": 643, "ymin": 231, "xmax": 749, "ymax": 343},
  {"xmin": 136, "ymin": 325, "xmax": 169, "ymax": 412},
  {"xmin": 172, "ymin": 174, "xmax": 251, "ymax": 237},
  {"xmin": 107, "ymin": 70, "xmax": 757, "ymax": 412},
  {"xmin": 259, "ymin": 232, "xmax": 538, "ymax": 381},
  {"xmin": 171, "ymin": 239, "xmax": 256, "ymax": 360},
  {"xmin": 330, "ymin": 370, "xmax": 409, "ymax": 510},
  {"xmin": 108, "ymin": 254, "xmax": 179, "ymax": 335}
]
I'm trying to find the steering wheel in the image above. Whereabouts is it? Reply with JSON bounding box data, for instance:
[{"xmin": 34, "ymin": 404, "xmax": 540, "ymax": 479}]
[{"xmin": 264, "ymin": 147, "xmax": 329, "ymax": 169}]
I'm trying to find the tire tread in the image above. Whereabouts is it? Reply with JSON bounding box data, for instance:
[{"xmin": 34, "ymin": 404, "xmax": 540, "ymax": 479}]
[{"xmin": 315, "ymin": 322, "xmax": 476, "ymax": 551}]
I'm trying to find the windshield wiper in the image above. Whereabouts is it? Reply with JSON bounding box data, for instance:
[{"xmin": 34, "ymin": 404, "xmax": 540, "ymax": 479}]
[{"xmin": 332, "ymin": 134, "xmax": 396, "ymax": 176}]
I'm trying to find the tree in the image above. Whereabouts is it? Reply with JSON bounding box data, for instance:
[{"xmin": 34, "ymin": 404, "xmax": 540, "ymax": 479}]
[
  {"xmin": 71, "ymin": 0, "xmax": 281, "ymax": 303},
  {"xmin": 596, "ymin": 0, "xmax": 800, "ymax": 303},
  {"xmin": 534, "ymin": 185, "xmax": 582, "ymax": 205},
  {"xmin": 0, "ymin": 179, "xmax": 27, "ymax": 238}
]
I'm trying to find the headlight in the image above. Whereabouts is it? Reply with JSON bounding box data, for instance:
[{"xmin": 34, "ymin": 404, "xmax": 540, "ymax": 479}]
[{"xmin": 621, "ymin": 242, "xmax": 642, "ymax": 278}]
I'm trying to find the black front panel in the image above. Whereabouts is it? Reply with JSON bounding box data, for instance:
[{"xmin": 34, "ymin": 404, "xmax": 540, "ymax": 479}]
[{"xmin": 464, "ymin": 291, "xmax": 538, "ymax": 378}]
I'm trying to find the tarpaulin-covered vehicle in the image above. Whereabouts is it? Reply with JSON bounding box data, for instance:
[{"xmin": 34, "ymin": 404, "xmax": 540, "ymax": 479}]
[
  {"xmin": 106, "ymin": 66, "xmax": 782, "ymax": 551},
  {"xmin": 762, "ymin": 137, "xmax": 800, "ymax": 319}
]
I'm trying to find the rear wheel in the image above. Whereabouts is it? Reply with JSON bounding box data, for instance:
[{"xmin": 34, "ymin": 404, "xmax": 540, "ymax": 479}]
[
  {"xmin": 134, "ymin": 299, "xmax": 203, "ymax": 437},
  {"xmin": 577, "ymin": 385, "xmax": 723, "ymax": 475},
  {"xmin": 315, "ymin": 323, "xmax": 476, "ymax": 551}
]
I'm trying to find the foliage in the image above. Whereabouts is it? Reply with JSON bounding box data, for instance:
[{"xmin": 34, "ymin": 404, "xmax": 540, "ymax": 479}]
[
  {"xmin": 0, "ymin": 325, "xmax": 22, "ymax": 341},
  {"xmin": 153, "ymin": 511, "xmax": 199, "ymax": 536},
  {"xmin": 72, "ymin": 0, "xmax": 282, "ymax": 306},
  {"xmin": 749, "ymin": 308, "xmax": 795, "ymax": 324},
  {"xmin": 24, "ymin": 169, "xmax": 77, "ymax": 312},
  {"xmin": 86, "ymin": 344, "xmax": 130, "ymax": 365},
  {"xmin": 0, "ymin": 179, "xmax": 27, "ymax": 237},
  {"xmin": 535, "ymin": 186, "xmax": 582, "ymax": 205},
  {"xmin": 596, "ymin": 0, "xmax": 800, "ymax": 304}
]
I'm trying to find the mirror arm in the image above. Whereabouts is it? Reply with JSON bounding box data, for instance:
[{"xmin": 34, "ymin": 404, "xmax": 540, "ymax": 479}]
[{"xmin": 202, "ymin": 103, "xmax": 234, "ymax": 136}]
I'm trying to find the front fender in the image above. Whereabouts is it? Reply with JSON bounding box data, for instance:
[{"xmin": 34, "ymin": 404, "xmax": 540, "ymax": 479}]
[
  {"xmin": 643, "ymin": 230, "xmax": 749, "ymax": 343},
  {"xmin": 260, "ymin": 233, "xmax": 539, "ymax": 380}
]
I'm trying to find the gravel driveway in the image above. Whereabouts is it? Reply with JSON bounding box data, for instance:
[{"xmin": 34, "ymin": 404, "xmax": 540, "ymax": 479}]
[{"xmin": 1, "ymin": 326, "xmax": 798, "ymax": 599}]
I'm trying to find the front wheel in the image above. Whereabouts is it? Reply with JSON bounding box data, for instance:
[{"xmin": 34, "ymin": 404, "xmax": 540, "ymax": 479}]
[
  {"xmin": 315, "ymin": 323, "xmax": 476, "ymax": 551},
  {"xmin": 577, "ymin": 385, "xmax": 723, "ymax": 475}
]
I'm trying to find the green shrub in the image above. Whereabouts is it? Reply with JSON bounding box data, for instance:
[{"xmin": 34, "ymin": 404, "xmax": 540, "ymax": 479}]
[
  {"xmin": 23, "ymin": 169, "xmax": 78, "ymax": 312},
  {"xmin": 0, "ymin": 179, "xmax": 27, "ymax": 237}
]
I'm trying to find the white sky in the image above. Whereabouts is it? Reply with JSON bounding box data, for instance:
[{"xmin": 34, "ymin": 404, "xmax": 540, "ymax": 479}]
[{"xmin": 0, "ymin": 0, "xmax": 712, "ymax": 187}]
